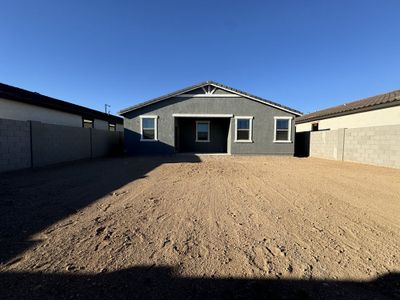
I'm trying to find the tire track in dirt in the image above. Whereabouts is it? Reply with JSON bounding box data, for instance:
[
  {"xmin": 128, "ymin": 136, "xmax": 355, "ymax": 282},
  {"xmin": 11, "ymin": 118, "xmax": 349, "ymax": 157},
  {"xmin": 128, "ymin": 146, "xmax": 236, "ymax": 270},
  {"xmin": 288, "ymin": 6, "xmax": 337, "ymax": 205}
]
[
  {"xmin": 231, "ymin": 157, "xmax": 400, "ymax": 279},
  {"xmin": 2, "ymin": 156, "xmax": 399, "ymax": 282}
]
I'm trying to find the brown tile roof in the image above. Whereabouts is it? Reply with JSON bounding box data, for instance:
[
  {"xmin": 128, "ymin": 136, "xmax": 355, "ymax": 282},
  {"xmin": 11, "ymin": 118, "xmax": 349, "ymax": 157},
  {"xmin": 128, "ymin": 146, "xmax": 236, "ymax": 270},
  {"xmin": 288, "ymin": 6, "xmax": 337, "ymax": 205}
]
[{"xmin": 296, "ymin": 89, "xmax": 400, "ymax": 124}]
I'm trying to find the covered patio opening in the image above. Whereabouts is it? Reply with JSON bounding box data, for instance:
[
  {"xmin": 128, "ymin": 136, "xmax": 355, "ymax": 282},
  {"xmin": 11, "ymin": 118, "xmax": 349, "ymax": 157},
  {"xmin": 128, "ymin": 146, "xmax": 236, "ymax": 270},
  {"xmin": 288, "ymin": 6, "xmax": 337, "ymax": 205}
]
[{"xmin": 173, "ymin": 114, "xmax": 232, "ymax": 154}]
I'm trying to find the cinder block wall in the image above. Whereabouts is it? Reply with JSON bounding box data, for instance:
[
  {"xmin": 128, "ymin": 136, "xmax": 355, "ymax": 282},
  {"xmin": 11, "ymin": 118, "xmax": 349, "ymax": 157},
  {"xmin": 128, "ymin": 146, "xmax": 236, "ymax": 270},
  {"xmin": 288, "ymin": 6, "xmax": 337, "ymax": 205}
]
[
  {"xmin": 344, "ymin": 125, "xmax": 400, "ymax": 168},
  {"xmin": 91, "ymin": 129, "xmax": 123, "ymax": 158},
  {"xmin": 309, "ymin": 129, "xmax": 339, "ymax": 160},
  {"xmin": 0, "ymin": 119, "xmax": 31, "ymax": 172},
  {"xmin": 0, "ymin": 118, "xmax": 124, "ymax": 173},
  {"xmin": 31, "ymin": 121, "xmax": 92, "ymax": 167},
  {"xmin": 310, "ymin": 125, "xmax": 400, "ymax": 169}
]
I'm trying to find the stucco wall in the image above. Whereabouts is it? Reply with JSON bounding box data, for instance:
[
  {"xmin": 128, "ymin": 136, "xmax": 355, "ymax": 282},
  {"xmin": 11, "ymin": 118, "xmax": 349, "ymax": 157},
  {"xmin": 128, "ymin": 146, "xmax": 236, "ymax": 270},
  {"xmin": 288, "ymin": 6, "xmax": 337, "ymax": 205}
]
[
  {"xmin": 309, "ymin": 125, "xmax": 400, "ymax": 169},
  {"xmin": 176, "ymin": 118, "xmax": 229, "ymax": 153},
  {"xmin": 94, "ymin": 119, "xmax": 108, "ymax": 130},
  {"xmin": 296, "ymin": 105, "xmax": 400, "ymax": 132},
  {"xmin": 123, "ymin": 95, "xmax": 297, "ymax": 155},
  {"xmin": 116, "ymin": 124, "xmax": 124, "ymax": 132},
  {"xmin": 0, "ymin": 97, "xmax": 82, "ymax": 127},
  {"xmin": 0, "ymin": 98, "xmax": 123, "ymax": 131}
]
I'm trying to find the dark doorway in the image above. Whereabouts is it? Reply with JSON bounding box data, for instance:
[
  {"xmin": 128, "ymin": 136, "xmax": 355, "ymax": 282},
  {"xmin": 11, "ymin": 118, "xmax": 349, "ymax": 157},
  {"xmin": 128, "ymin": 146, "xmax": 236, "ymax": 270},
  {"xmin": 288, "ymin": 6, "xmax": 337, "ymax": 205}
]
[
  {"xmin": 294, "ymin": 131, "xmax": 310, "ymax": 157},
  {"xmin": 175, "ymin": 117, "xmax": 230, "ymax": 153},
  {"xmin": 312, "ymin": 123, "xmax": 319, "ymax": 131}
]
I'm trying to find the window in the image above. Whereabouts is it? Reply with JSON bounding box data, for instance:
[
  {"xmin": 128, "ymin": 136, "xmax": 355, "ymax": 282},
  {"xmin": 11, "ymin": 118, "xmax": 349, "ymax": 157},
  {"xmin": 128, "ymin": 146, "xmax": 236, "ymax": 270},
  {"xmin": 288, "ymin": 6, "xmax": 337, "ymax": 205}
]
[
  {"xmin": 82, "ymin": 118, "xmax": 93, "ymax": 128},
  {"xmin": 234, "ymin": 117, "xmax": 253, "ymax": 142},
  {"xmin": 108, "ymin": 123, "xmax": 116, "ymax": 131},
  {"xmin": 312, "ymin": 123, "xmax": 319, "ymax": 131},
  {"xmin": 196, "ymin": 121, "xmax": 210, "ymax": 142},
  {"xmin": 273, "ymin": 117, "xmax": 292, "ymax": 142},
  {"xmin": 140, "ymin": 116, "xmax": 158, "ymax": 141}
]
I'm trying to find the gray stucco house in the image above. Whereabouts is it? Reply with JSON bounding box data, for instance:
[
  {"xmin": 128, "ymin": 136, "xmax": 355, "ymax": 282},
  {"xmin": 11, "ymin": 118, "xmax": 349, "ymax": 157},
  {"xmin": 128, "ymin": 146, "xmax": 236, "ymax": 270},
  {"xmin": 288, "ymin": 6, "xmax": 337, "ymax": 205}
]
[{"xmin": 119, "ymin": 81, "xmax": 302, "ymax": 155}]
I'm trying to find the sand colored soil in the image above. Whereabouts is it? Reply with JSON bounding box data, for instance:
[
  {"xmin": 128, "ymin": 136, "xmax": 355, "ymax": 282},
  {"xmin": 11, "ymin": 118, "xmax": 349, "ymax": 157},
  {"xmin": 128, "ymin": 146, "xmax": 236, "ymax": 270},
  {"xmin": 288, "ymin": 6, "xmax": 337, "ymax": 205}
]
[{"xmin": 0, "ymin": 156, "xmax": 399, "ymax": 299}]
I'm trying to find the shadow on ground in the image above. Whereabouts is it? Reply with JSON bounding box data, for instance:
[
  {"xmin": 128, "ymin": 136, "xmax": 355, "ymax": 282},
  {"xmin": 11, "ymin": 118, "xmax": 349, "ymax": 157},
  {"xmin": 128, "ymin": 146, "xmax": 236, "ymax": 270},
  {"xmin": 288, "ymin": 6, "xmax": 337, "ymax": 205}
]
[
  {"xmin": 0, "ymin": 266, "xmax": 398, "ymax": 299},
  {"xmin": 0, "ymin": 154, "xmax": 201, "ymax": 264}
]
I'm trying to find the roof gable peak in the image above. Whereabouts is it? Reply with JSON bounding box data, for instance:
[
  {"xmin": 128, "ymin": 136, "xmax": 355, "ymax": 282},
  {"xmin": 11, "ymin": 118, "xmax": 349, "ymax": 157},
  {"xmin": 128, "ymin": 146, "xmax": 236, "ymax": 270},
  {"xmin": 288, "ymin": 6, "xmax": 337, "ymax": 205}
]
[{"xmin": 119, "ymin": 81, "xmax": 302, "ymax": 116}]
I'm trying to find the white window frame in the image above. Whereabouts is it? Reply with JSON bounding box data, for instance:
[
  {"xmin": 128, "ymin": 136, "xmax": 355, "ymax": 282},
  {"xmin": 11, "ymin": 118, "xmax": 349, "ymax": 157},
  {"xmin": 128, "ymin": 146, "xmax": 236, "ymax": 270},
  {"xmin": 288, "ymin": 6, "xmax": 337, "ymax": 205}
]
[
  {"xmin": 108, "ymin": 123, "xmax": 116, "ymax": 132},
  {"xmin": 140, "ymin": 115, "xmax": 158, "ymax": 142},
  {"xmin": 195, "ymin": 120, "xmax": 210, "ymax": 143},
  {"xmin": 273, "ymin": 116, "xmax": 292, "ymax": 143},
  {"xmin": 234, "ymin": 116, "xmax": 253, "ymax": 143},
  {"xmin": 82, "ymin": 118, "xmax": 94, "ymax": 128}
]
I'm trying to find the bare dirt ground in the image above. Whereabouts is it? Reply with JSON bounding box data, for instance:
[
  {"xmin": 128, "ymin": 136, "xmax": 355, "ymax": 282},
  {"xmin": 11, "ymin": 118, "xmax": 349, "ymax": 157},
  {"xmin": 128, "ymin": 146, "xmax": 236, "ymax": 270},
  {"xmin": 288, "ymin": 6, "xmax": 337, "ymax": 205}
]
[{"xmin": 0, "ymin": 155, "xmax": 399, "ymax": 299}]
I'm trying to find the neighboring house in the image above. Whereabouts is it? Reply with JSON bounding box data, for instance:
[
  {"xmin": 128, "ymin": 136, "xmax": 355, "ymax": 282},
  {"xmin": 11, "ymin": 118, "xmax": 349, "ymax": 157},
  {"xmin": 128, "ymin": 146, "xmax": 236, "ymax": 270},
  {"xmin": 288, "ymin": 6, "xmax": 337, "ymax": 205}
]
[
  {"xmin": 0, "ymin": 83, "xmax": 123, "ymax": 131},
  {"xmin": 295, "ymin": 89, "xmax": 400, "ymax": 168},
  {"xmin": 296, "ymin": 89, "xmax": 400, "ymax": 132},
  {"xmin": 0, "ymin": 83, "xmax": 124, "ymax": 173},
  {"xmin": 119, "ymin": 81, "xmax": 302, "ymax": 155}
]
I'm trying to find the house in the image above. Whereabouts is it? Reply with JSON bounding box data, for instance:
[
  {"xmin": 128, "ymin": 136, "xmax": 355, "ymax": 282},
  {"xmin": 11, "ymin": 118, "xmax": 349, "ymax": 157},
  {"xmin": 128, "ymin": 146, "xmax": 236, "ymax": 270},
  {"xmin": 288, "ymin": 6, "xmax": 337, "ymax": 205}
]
[
  {"xmin": 119, "ymin": 81, "xmax": 302, "ymax": 155},
  {"xmin": 0, "ymin": 82, "xmax": 123, "ymax": 131},
  {"xmin": 295, "ymin": 89, "xmax": 400, "ymax": 168},
  {"xmin": 0, "ymin": 83, "xmax": 124, "ymax": 173},
  {"xmin": 296, "ymin": 89, "xmax": 400, "ymax": 132}
]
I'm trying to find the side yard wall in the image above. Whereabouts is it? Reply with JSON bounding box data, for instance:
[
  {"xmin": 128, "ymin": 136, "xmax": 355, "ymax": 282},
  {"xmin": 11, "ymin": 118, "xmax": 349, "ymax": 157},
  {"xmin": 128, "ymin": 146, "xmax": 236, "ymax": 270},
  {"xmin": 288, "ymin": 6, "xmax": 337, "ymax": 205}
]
[
  {"xmin": 309, "ymin": 129, "xmax": 341, "ymax": 160},
  {"xmin": 31, "ymin": 121, "xmax": 92, "ymax": 167},
  {"xmin": 0, "ymin": 118, "xmax": 123, "ymax": 173},
  {"xmin": 91, "ymin": 129, "xmax": 123, "ymax": 158},
  {"xmin": 343, "ymin": 125, "xmax": 400, "ymax": 168},
  {"xmin": 309, "ymin": 125, "xmax": 400, "ymax": 168},
  {"xmin": 0, "ymin": 119, "xmax": 32, "ymax": 172}
]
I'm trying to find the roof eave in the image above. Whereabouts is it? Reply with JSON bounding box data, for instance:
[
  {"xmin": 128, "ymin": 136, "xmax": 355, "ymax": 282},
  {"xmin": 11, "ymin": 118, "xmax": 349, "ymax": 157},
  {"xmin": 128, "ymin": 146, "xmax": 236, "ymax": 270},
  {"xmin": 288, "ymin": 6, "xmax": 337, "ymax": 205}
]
[
  {"xmin": 0, "ymin": 83, "xmax": 123, "ymax": 124},
  {"xmin": 295, "ymin": 100, "xmax": 400, "ymax": 124},
  {"xmin": 119, "ymin": 81, "xmax": 302, "ymax": 116}
]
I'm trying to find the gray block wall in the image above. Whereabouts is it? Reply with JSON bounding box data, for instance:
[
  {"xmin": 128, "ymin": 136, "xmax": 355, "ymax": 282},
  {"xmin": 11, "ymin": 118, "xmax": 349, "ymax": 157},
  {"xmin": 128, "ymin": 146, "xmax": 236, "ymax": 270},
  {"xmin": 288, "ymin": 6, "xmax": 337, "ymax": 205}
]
[
  {"xmin": 344, "ymin": 125, "xmax": 400, "ymax": 168},
  {"xmin": 309, "ymin": 125, "xmax": 400, "ymax": 169},
  {"xmin": 91, "ymin": 129, "xmax": 123, "ymax": 158},
  {"xmin": 31, "ymin": 121, "xmax": 92, "ymax": 167},
  {"xmin": 0, "ymin": 119, "xmax": 31, "ymax": 173},
  {"xmin": 309, "ymin": 129, "xmax": 340, "ymax": 160},
  {"xmin": 0, "ymin": 118, "xmax": 123, "ymax": 173}
]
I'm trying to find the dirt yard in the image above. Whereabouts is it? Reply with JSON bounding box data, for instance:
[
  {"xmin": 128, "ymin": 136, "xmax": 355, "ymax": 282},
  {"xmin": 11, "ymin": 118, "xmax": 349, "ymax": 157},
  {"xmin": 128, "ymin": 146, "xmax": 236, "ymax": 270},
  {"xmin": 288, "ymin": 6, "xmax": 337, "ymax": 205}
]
[{"xmin": 0, "ymin": 155, "xmax": 399, "ymax": 299}]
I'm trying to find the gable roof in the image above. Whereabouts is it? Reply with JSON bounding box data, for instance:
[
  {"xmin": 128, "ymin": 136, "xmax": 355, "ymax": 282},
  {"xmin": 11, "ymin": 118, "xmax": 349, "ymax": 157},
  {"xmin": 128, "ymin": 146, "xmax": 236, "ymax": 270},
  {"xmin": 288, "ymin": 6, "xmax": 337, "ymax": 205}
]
[
  {"xmin": 0, "ymin": 82, "xmax": 123, "ymax": 124},
  {"xmin": 296, "ymin": 89, "xmax": 400, "ymax": 124},
  {"xmin": 119, "ymin": 81, "xmax": 302, "ymax": 116}
]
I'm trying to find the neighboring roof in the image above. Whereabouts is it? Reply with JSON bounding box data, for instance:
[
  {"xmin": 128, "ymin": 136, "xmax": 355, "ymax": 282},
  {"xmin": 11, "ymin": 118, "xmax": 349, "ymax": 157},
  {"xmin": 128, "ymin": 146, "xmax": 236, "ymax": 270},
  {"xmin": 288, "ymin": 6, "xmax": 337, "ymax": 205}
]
[
  {"xmin": 119, "ymin": 80, "xmax": 302, "ymax": 116},
  {"xmin": 296, "ymin": 89, "xmax": 400, "ymax": 124},
  {"xmin": 0, "ymin": 83, "xmax": 123, "ymax": 124}
]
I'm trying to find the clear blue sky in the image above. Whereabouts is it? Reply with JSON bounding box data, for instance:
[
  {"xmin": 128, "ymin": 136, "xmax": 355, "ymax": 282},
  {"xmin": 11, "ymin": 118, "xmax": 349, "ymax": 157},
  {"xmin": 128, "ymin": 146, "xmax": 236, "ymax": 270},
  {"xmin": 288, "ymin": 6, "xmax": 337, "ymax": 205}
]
[{"xmin": 1, "ymin": 0, "xmax": 399, "ymax": 115}]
